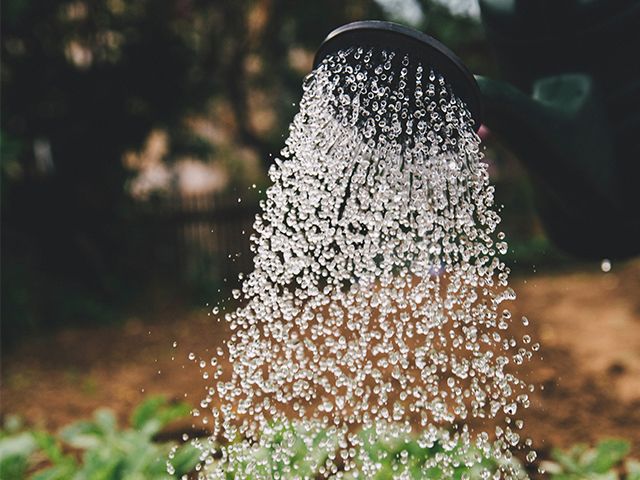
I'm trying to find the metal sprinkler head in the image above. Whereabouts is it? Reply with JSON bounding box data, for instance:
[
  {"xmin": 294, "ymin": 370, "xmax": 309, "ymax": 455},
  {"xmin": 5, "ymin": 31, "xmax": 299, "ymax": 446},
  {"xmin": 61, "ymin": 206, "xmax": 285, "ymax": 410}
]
[{"xmin": 313, "ymin": 20, "xmax": 483, "ymax": 132}]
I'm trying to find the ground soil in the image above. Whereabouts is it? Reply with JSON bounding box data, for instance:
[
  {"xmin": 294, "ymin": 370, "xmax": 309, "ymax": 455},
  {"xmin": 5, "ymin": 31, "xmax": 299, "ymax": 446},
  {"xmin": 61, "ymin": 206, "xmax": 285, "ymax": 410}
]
[{"xmin": 2, "ymin": 259, "xmax": 640, "ymax": 467}]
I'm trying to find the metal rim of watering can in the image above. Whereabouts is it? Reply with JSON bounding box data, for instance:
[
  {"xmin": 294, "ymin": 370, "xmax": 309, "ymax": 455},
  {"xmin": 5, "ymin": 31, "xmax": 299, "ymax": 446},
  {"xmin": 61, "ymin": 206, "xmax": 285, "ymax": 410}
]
[{"xmin": 313, "ymin": 21, "xmax": 483, "ymax": 131}]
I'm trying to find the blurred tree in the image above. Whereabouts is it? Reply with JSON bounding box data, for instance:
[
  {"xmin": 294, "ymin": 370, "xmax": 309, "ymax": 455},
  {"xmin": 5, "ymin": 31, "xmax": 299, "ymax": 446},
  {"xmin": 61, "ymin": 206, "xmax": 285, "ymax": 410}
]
[
  {"xmin": 2, "ymin": 0, "xmax": 205, "ymax": 336},
  {"xmin": 1, "ymin": 0, "xmax": 391, "ymax": 339}
]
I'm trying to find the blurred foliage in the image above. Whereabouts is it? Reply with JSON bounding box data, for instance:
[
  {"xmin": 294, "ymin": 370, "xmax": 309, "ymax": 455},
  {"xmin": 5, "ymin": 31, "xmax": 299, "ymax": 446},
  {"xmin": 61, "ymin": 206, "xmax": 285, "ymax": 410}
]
[
  {"xmin": 207, "ymin": 421, "xmax": 526, "ymax": 479},
  {"xmin": 1, "ymin": 0, "xmax": 530, "ymax": 342},
  {"xmin": 0, "ymin": 395, "xmax": 199, "ymax": 479},
  {"xmin": 541, "ymin": 438, "xmax": 640, "ymax": 480},
  {"xmin": 213, "ymin": 422, "xmax": 340, "ymax": 479},
  {"xmin": 0, "ymin": 0, "xmax": 388, "ymax": 340},
  {"xmin": 417, "ymin": 1, "xmax": 492, "ymax": 75},
  {"xmin": 347, "ymin": 427, "xmax": 525, "ymax": 479},
  {"xmin": 6, "ymin": 402, "xmax": 637, "ymax": 479}
]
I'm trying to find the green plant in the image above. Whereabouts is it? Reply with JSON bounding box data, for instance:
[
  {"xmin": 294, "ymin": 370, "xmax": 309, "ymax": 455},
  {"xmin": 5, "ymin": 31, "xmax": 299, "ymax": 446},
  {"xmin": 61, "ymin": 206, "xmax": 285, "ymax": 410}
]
[
  {"xmin": 349, "ymin": 428, "xmax": 526, "ymax": 480},
  {"xmin": 542, "ymin": 438, "xmax": 640, "ymax": 480},
  {"xmin": 211, "ymin": 422, "xmax": 338, "ymax": 479},
  {"xmin": 0, "ymin": 396, "xmax": 199, "ymax": 480},
  {"xmin": 0, "ymin": 416, "xmax": 38, "ymax": 479},
  {"xmin": 207, "ymin": 423, "xmax": 527, "ymax": 479}
]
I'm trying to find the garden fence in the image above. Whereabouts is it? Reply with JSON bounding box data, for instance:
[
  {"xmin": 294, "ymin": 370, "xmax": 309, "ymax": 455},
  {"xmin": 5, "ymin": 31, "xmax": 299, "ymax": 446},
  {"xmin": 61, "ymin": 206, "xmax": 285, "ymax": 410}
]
[{"xmin": 133, "ymin": 192, "xmax": 259, "ymax": 287}]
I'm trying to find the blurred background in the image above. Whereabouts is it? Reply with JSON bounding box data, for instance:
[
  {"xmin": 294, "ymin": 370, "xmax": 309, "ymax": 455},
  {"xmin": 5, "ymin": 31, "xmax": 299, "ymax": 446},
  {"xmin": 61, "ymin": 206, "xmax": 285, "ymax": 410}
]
[
  {"xmin": 1, "ymin": 0, "xmax": 638, "ymax": 477},
  {"xmin": 1, "ymin": 0, "xmax": 545, "ymax": 342}
]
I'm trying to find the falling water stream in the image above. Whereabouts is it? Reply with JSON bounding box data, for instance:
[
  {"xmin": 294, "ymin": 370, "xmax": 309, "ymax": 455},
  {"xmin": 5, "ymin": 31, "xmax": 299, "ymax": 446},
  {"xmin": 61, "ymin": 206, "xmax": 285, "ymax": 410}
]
[{"xmin": 181, "ymin": 47, "xmax": 537, "ymax": 479}]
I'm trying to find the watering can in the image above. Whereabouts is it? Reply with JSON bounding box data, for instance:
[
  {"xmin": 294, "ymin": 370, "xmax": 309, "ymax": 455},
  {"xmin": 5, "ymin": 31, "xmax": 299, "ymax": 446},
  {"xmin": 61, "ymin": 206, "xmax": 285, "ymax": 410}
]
[
  {"xmin": 314, "ymin": 0, "xmax": 640, "ymax": 260},
  {"xmin": 476, "ymin": 0, "xmax": 640, "ymax": 260}
]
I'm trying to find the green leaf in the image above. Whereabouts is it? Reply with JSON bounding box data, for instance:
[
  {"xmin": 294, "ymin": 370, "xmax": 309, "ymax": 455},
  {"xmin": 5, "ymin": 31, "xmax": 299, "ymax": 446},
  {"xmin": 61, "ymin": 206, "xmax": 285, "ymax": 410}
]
[
  {"xmin": 548, "ymin": 475, "xmax": 576, "ymax": 480},
  {"xmin": 94, "ymin": 409, "xmax": 118, "ymax": 435},
  {"xmin": 551, "ymin": 444, "xmax": 588, "ymax": 473},
  {"xmin": 31, "ymin": 462, "xmax": 78, "ymax": 480},
  {"xmin": 0, "ymin": 432, "xmax": 37, "ymax": 479},
  {"xmin": 0, "ymin": 454, "xmax": 30, "ymax": 480},
  {"xmin": 75, "ymin": 447, "xmax": 124, "ymax": 480},
  {"xmin": 168, "ymin": 443, "xmax": 200, "ymax": 476},
  {"xmin": 33, "ymin": 431, "xmax": 71, "ymax": 465},
  {"xmin": 59, "ymin": 420, "xmax": 103, "ymax": 450},
  {"xmin": 592, "ymin": 473, "xmax": 619, "ymax": 480},
  {"xmin": 588, "ymin": 439, "xmax": 630, "ymax": 473},
  {"xmin": 626, "ymin": 459, "xmax": 640, "ymax": 480},
  {"xmin": 0, "ymin": 432, "xmax": 36, "ymax": 461},
  {"xmin": 131, "ymin": 396, "xmax": 167, "ymax": 431},
  {"xmin": 130, "ymin": 396, "xmax": 190, "ymax": 435}
]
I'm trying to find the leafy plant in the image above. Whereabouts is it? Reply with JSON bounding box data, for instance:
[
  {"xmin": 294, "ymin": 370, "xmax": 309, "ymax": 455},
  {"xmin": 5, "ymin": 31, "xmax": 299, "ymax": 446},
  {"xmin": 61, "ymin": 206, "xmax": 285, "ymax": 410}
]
[
  {"xmin": 210, "ymin": 422, "xmax": 339, "ymax": 479},
  {"xmin": 208, "ymin": 423, "xmax": 527, "ymax": 479},
  {"xmin": 350, "ymin": 428, "xmax": 526, "ymax": 480},
  {"xmin": 0, "ymin": 396, "xmax": 199, "ymax": 480},
  {"xmin": 542, "ymin": 438, "xmax": 639, "ymax": 480},
  {"xmin": 0, "ymin": 416, "xmax": 38, "ymax": 480}
]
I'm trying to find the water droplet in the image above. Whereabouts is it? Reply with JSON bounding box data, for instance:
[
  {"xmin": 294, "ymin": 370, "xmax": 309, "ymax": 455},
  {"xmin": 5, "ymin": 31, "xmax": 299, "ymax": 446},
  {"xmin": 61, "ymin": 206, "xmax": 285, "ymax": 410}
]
[{"xmin": 189, "ymin": 45, "xmax": 539, "ymax": 477}]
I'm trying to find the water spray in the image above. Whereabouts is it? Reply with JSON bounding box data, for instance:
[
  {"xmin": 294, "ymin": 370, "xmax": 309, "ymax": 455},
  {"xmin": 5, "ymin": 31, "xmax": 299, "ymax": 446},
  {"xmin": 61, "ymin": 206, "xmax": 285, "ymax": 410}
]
[
  {"xmin": 316, "ymin": 8, "xmax": 640, "ymax": 260},
  {"xmin": 188, "ymin": 17, "xmax": 539, "ymax": 480}
]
